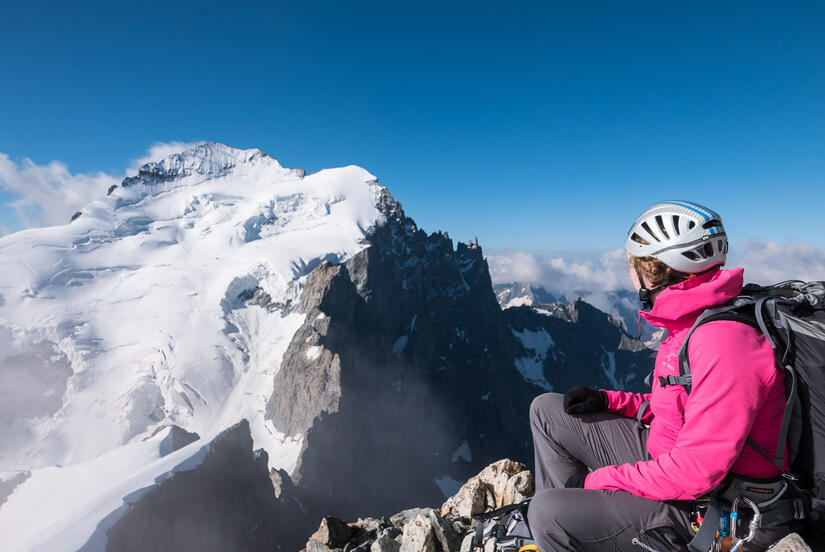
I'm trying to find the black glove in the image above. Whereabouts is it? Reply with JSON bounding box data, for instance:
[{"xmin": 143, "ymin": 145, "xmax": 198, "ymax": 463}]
[{"xmin": 563, "ymin": 385, "xmax": 608, "ymax": 415}]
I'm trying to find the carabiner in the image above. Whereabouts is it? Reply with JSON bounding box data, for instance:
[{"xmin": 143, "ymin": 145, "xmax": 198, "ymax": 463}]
[{"xmin": 729, "ymin": 497, "xmax": 761, "ymax": 552}]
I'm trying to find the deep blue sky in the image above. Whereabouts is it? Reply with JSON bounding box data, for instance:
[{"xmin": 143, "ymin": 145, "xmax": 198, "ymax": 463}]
[{"xmin": 1, "ymin": 1, "xmax": 824, "ymax": 252}]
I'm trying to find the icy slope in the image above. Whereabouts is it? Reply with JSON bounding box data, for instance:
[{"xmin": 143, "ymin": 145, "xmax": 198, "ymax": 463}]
[
  {"xmin": 0, "ymin": 144, "xmax": 388, "ymax": 548},
  {"xmin": 0, "ymin": 143, "xmax": 385, "ymax": 472},
  {"xmin": 0, "ymin": 426, "xmax": 209, "ymax": 552},
  {"xmin": 0, "ymin": 143, "xmax": 387, "ymax": 549}
]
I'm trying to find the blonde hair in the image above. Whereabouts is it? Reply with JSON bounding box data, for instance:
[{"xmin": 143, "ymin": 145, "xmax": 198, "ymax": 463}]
[{"xmin": 628, "ymin": 255, "xmax": 688, "ymax": 289}]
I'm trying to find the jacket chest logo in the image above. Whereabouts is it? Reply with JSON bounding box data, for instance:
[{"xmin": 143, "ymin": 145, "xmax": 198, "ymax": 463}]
[{"xmin": 658, "ymin": 351, "xmax": 678, "ymax": 374}]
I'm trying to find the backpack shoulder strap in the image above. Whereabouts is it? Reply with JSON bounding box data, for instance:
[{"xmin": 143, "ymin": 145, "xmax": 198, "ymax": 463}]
[
  {"xmin": 672, "ymin": 302, "xmax": 759, "ymax": 394},
  {"xmin": 673, "ymin": 296, "xmax": 800, "ymax": 474},
  {"xmin": 471, "ymin": 499, "xmax": 530, "ymax": 522}
]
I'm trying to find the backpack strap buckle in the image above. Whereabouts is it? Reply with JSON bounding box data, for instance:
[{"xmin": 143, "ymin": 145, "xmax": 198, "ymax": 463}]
[{"xmin": 658, "ymin": 375, "xmax": 692, "ymax": 388}]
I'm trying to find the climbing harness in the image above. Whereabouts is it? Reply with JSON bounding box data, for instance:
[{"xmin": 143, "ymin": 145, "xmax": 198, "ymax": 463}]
[{"xmin": 688, "ymin": 473, "xmax": 805, "ymax": 552}]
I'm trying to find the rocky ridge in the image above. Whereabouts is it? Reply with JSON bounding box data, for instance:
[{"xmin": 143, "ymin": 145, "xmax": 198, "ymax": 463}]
[
  {"xmin": 302, "ymin": 459, "xmax": 533, "ymax": 552},
  {"xmin": 261, "ymin": 185, "xmax": 654, "ymax": 534}
]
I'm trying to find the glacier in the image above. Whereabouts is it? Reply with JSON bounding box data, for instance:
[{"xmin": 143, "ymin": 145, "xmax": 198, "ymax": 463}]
[{"xmin": 0, "ymin": 143, "xmax": 388, "ymax": 550}]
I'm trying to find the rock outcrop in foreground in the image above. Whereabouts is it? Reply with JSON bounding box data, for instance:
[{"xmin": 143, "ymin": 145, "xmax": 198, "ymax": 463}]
[
  {"xmin": 302, "ymin": 460, "xmax": 814, "ymax": 552},
  {"xmin": 303, "ymin": 459, "xmax": 532, "ymax": 552}
]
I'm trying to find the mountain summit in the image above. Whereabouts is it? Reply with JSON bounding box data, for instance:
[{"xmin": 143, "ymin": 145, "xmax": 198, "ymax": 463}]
[{"xmin": 121, "ymin": 142, "xmax": 278, "ymax": 187}]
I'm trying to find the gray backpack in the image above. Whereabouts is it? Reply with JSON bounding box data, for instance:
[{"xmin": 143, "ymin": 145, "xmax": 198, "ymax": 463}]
[{"xmin": 467, "ymin": 499, "xmax": 535, "ymax": 552}]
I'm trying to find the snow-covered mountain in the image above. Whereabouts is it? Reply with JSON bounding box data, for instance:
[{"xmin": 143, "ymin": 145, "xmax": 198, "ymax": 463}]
[
  {"xmin": 0, "ymin": 143, "xmax": 388, "ymax": 549},
  {"xmin": 493, "ymin": 282, "xmax": 662, "ymax": 342},
  {"xmin": 493, "ymin": 282, "xmax": 558, "ymax": 308},
  {"xmin": 0, "ymin": 143, "xmax": 653, "ymax": 552}
]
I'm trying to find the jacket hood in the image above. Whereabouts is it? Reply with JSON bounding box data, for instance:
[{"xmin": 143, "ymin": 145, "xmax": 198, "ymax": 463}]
[{"xmin": 640, "ymin": 267, "xmax": 744, "ymax": 328}]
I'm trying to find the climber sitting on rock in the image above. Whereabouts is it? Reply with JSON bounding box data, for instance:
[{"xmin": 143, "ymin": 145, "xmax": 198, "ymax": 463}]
[{"xmin": 527, "ymin": 201, "xmax": 792, "ymax": 552}]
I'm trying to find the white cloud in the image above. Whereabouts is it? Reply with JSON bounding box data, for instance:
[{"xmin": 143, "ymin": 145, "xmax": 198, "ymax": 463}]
[
  {"xmin": 488, "ymin": 249, "xmax": 636, "ymax": 318},
  {"xmin": 0, "ymin": 154, "xmax": 119, "ymax": 228},
  {"xmin": 486, "ymin": 250, "xmax": 544, "ymax": 284},
  {"xmin": 488, "ymin": 241, "xmax": 825, "ymax": 299},
  {"xmin": 0, "ymin": 141, "xmax": 203, "ymax": 230},
  {"xmin": 126, "ymin": 141, "xmax": 204, "ymax": 176},
  {"xmin": 488, "ymin": 248, "xmax": 634, "ymax": 294},
  {"xmin": 729, "ymin": 240, "xmax": 825, "ymax": 285}
]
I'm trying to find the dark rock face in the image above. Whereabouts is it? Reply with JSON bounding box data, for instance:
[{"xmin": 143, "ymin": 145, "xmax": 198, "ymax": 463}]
[
  {"xmin": 103, "ymin": 420, "xmax": 315, "ymax": 552},
  {"xmin": 158, "ymin": 425, "xmax": 200, "ymax": 457},
  {"xmin": 98, "ymin": 186, "xmax": 653, "ymax": 551},
  {"xmin": 265, "ymin": 189, "xmax": 652, "ymax": 527},
  {"xmin": 267, "ymin": 191, "xmax": 536, "ymax": 522},
  {"xmin": 506, "ymin": 301, "xmax": 652, "ymax": 394}
]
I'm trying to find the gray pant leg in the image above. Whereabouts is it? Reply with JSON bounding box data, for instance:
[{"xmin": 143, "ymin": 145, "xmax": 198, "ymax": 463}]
[
  {"xmin": 527, "ymin": 488, "xmax": 693, "ymax": 552},
  {"xmin": 529, "ymin": 393, "xmax": 692, "ymax": 552},
  {"xmin": 530, "ymin": 392, "xmax": 649, "ymax": 490}
]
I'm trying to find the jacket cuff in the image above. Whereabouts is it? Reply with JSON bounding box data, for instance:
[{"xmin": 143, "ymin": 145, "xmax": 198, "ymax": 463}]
[{"xmin": 601, "ymin": 389, "xmax": 619, "ymax": 411}]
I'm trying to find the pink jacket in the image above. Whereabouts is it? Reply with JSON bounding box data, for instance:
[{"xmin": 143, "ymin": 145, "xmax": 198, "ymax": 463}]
[{"xmin": 584, "ymin": 268, "xmax": 788, "ymax": 501}]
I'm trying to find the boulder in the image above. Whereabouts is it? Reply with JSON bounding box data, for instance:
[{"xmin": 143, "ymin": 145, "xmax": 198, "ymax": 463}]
[
  {"xmin": 391, "ymin": 508, "xmax": 434, "ymax": 531},
  {"xmin": 440, "ymin": 459, "xmax": 533, "ymax": 521},
  {"xmin": 350, "ymin": 517, "xmax": 387, "ymax": 534},
  {"xmin": 307, "ymin": 516, "xmax": 353, "ymax": 549},
  {"xmin": 768, "ymin": 533, "xmax": 812, "ymax": 552},
  {"xmin": 428, "ymin": 509, "xmax": 461, "ymax": 552},
  {"xmin": 459, "ymin": 533, "xmax": 475, "ymax": 552},
  {"xmin": 305, "ymin": 540, "xmax": 333, "ymax": 552},
  {"xmin": 371, "ymin": 527, "xmax": 402, "ymax": 552},
  {"xmin": 347, "ymin": 517, "xmax": 392, "ymax": 550},
  {"xmin": 399, "ymin": 512, "xmax": 439, "ymax": 552}
]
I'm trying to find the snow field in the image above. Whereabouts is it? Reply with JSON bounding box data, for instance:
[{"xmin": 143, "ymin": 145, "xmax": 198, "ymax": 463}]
[{"xmin": 0, "ymin": 143, "xmax": 386, "ymax": 550}]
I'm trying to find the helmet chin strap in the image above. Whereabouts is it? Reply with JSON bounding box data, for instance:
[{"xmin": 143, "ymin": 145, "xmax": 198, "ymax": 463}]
[{"xmin": 634, "ymin": 265, "xmax": 672, "ymax": 311}]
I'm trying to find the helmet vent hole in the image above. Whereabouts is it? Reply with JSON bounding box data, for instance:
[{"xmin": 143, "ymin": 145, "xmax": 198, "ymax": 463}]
[
  {"xmin": 682, "ymin": 251, "xmax": 700, "ymax": 261},
  {"xmin": 703, "ymin": 243, "xmax": 714, "ymax": 257},
  {"xmin": 703, "ymin": 220, "xmax": 722, "ymax": 230},
  {"xmin": 630, "ymin": 233, "xmax": 649, "ymax": 245},
  {"xmin": 717, "ymin": 240, "xmax": 724, "ymax": 253},
  {"xmin": 641, "ymin": 222, "xmax": 660, "ymax": 242},
  {"xmin": 688, "ymin": 220, "xmax": 696, "ymax": 230},
  {"xmin": 655, "ymin": 215, "xmax": 670, "ymax": 239},
  {"xmin": 672, "ymin": 215, "xmax": 681, "ymax": 235}
]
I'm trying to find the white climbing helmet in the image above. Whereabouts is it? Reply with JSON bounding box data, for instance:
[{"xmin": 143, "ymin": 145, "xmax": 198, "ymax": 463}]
[{"xmin": 625, "ymin": 200, "xmax": 728, "ymax": 273}]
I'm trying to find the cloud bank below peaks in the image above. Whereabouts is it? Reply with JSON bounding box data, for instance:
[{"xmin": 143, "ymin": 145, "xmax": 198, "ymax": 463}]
[
  {"xmin": 729, "ymin": 240, "xmax": 825, "ymax": 285},
  {"xmin": 488, "ymin": 249, "xmax": 633, "ymax": 294},
  {"xmin": 489, "ymin": 241, "xmax": 825, "ymax": 301}
]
